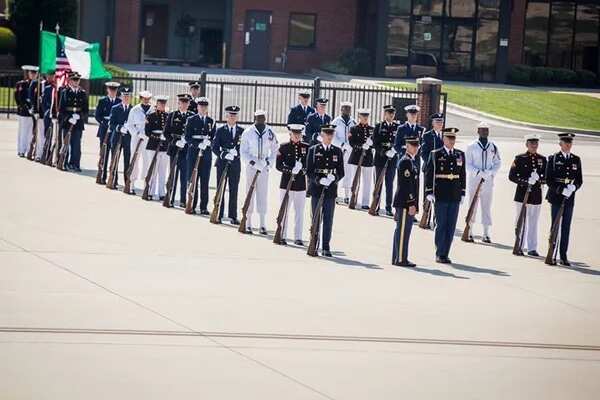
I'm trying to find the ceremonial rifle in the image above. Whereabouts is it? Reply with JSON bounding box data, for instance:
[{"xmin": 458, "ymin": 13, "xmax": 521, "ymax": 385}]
[
  {"xmin": 210, "ymin": 163, "xmax": 230, "ymax": 224},
  {"xmin": 349, "ymin": 149, "xmax": 366, "ymax": 210},
  {"xmin": 142, "ymin": 148, "xmax": 160, "ymax": 200},
  {"xmin": 461, "ymin": 177, "xmax": 485, "ymax": 242},
  {"xmin": 418, "ymin": 199, "xmax": 432, "ymax": 229},
  {"xmin": 162, "ymin": 150, "xmax": 180, "ymax": 208},
  {"xmin": 57, "ymin": 114, "xmax": 80, "ymax": 171},
  {"xmin": 238, "ymin": 169, "xmax": 261, "ymax": 233},
  {"xmin": 123, "ymin": 136, "xmax": 144, "ymax": 194},
  {"xmin": 106, "ymin": 130, "xmax": 123, "ymax": 189},
  {"xmin": 512, "ymin": 184, "xmax": 532, "ymax": 256},
  {"xmin": 26, "ymin": 80, "xmax": 41, "ymax": 160},
  {"xmin": 273, "ymin": 172, "xmax": 296, "ymax": 244},
  {"xmin": 368, "ymin": 158, "xmax": 389, "ymax": 215},
  {"xmin": 307, "ymin": 186, "xmax": 326, "ymax": 256},
  {"xmin": 185, "ymin": 145, "xmax": 205, "ymax": 214},
  {"xmin": 95, "ymin": 117, "xmax": 111, "ymax": 184},
  {"xmin": 545, "ymin": 197, "xmax": 566, "ymax": 265}
]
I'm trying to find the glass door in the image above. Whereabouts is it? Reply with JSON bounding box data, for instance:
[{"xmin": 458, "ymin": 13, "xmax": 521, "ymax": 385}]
[
  {"xmin": 442, "ymin": 18, "xmax": 475, "ymax": 79},
  {"xmin": 409, "ymin": 16, "xmax": 443, "ymax": 78}
]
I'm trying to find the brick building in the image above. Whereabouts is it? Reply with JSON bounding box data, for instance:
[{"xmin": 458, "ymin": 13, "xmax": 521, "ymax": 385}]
[{"xmin": 77, "ymin": 0, "xmax": 600, "ymax": 82}]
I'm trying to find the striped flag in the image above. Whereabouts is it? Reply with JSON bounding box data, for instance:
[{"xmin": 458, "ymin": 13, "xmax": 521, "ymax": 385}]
[{"xmin": 55, "ymin": 33, "xmax": 70, "ymax": 88}]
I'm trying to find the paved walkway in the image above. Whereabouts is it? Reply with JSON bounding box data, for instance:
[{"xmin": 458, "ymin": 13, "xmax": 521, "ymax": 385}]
[{"xmin": 1, "ymin": 118, "xmax": 599, "ymax": 399}]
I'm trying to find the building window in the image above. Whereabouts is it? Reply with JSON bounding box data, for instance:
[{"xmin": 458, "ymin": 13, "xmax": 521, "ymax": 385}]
[
  {"xmin": 574, "ymin": 4, "xmax": 599, "ymax": 72},
  {"xmin": 478, "ymin": 0, "xmax": 500, "ymax": 19},
  {"xmin": 475, "ymin": 19, "xmax": 499, "ymax": 81},
  {"xmin": 413, "ymin": 0, "xmax": 444, "ymax": 16},
  {"xmin": 288, "ymin": 13, "xmax": 316, "ymax": 48},
  {"xmin": 548, "ymin": 2, "xmax": 575, "ymax": 69},
  {"xmin": 523, "ymin": 2, "xmax": 549, "ymax": 67},
  {"xmin": 445, "ymin": 0, "xmax": 476, "ymax": 18},
  {"xmin": 389, "ymin": 0, "xmax": 411, "ymax": 16},
  {"xmin": 385, "ymin": 16, "xmax": 411, "ymax": 77}
]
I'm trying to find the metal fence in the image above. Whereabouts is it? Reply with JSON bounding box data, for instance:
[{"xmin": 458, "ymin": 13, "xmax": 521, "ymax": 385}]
[{"xmin": 1, "ymin": 70, "xmax": 446, "ymax": 126}]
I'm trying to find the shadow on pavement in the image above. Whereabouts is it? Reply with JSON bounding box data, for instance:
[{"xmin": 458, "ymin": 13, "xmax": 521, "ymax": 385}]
[
  {"xmin": 405, "ymin": 265, "xmax": 470, "ymax": 279},
  {"xmin": 450, "ymin": 263, "xmax": 510, "ymax": 276},
  {"xmin": 557, "ymin": 263, "xmax": 600, "ymax": 276}
]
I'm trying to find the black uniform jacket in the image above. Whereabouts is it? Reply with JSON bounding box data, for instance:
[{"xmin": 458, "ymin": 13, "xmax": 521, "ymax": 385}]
[
  {"xmin": 59, "ymin": 86, "xmax": 89, "ymax": 130},
  {"xmin": 145, "ymin": 110, "xmax": 169, "ymax": 151},
  {"xmin": 306, "ymin": 143, "xmax": 345, "ymax": 199},
  {"xmin": 424, "ymin": 147, "xmax": 466, "ymax": 202},
  {"xmin": 287, "ymin": 104, "xmax": 315, "ymax": 125},
  {"xmin": 508, "ymin": 151, "xmax": 546, "ymax": 205},
  {"xmin": 15, "ymin": 79, "xmax": 32, "ymax": 117},
  {"xmin": 373, "ymin": 120, "xmax": 400, "ymax": 168},
  {"xmin": 164, "ymin": 110, "xmax": 194, "ymax": 156},
  {"xmin": 348, "ymin": 124, "xmax": 374, "ymax": 167},
  {"xmin": 276, "ymin": 141, "xmax": 309, "ymax": 191},
  {"xmin": 393, "ymin": 154, "xmax": 420, "ymax": 210},
  {"xmin": 545, "ymin": 152, "xmax": 583, "ymax": 206},
  {"xmin": 213, "ymin": 124, "xmax": 244, "ymax": 168}
]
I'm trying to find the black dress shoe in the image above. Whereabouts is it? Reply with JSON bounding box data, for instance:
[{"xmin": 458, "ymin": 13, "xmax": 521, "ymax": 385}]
[
  {"xmin": 179, "ymin": 202, "xmax": 186, "ymax": 208},
  {"xmin": 465, "ymin": 235, "xmax": 475, "ymax": 243},
  {"xmin": 361, "ymin": 205, "xmax": 370, "ymax": 210},
  {"xmin": 559, "ymin": 259, "xmax": 571, "ymax": 266},
  {"xmin": 244, "ymin": 228, "xmax": 253, "ymax": 234},
  {"xmin": 437, "ymin": 256, "xmax": 451, "ymax": 264},
  {"xmin": 280, "ymin": 239, "xmax": 288, "ymax": 246},
  {"xmin": 129, "ymin": 190, "xmax": 136, "ymax": 196},
  {"xmin": 147, "ymin": 195, "xmax": 153, "ymax": 201},
  {"xmin": 344, "ymin": 197, "xmax": 349, "ymax": 204},
  {"xmin": 159, "ymin": 196, "xmax": 165, "ymax": 201},
  {"xmin": 100, "ymin": 179, "xmax": 107, "ymax": 185},
  {"xmin": 230, "ymin": 219, "xmax": 240, "ymax": 226},
  {"xmin": 527, "ymin": 250, "xmax": 540, "ymax": 257},
  {"xmin": 294, "ymin": 239, "xmax": 304, "ymax": 246},
  {"xmin": 18, "ymin": 153, "xmax": 25, "ymax": 158},
  {"xmin": 200, "ymin": 209, "xmax": 210, "ymax": 215},
  {"xmin": 385, "ymin": 209, "xmax": 394, "ymax": 217},
  {"xmin": 482, "ymin": 235, "xmax": 492, "ymax": 243},
  {"xmin": 259, "ymin": 227, "xmax": 268, "ymax": 235},
  {"xmin": 74, "ymin": 167, "xmax": 82, "ymax": 172},
  {"xmin": 398, "ymin": 260, "xmax": 416, "ymax": 267},
  {"xmin": 322, "ymin": 249, "xmax": 332, "ymax": 257}
]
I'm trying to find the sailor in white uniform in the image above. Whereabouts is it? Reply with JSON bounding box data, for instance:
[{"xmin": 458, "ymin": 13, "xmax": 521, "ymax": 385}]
[{"xmin": 331, "ymin": 101, "xmax": 356, "ymax": 203}]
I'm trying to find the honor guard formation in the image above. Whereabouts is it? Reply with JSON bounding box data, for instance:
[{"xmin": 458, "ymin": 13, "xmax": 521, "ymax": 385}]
[{"xmin": 15, "ymin": 65, "xmax": 584, "ymax": 266}]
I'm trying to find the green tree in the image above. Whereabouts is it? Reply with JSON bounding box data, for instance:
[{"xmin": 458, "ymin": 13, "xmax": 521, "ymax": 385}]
[{"xmin": 9, "ymin": 0, "xmax": 78, "ymax": 65}]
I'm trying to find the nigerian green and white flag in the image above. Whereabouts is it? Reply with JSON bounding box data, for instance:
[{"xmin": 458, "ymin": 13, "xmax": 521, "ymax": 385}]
[{"xmin": 39, "ymin": 30, "xmax": 112, "ymax": 80}]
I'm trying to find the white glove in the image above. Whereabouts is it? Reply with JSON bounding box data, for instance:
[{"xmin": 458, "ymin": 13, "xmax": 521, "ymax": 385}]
[
  {"xmin": 531, "ymin": 170, "xmax": 539, "ymax": 181},
  {"xmin": 460, "ymin": 196, "xmax": 465, "ymax": 205},
  {"xmin": 343, "ymin": 143, "xmax": 352, "ymax": 152},
  {"xmin": 562, "ymin": 188, "xmax": 573, "ymax": 198},
  {"xmin": 198, "ymin": 139, "xmax": 210, "ymax": 151},
  {"xmin": 103, "ymin": 116, "xmax": 110, "ymax": 120},
  {"xmin": 120, "ymin": 126, "xmax": 128, "ymax": 134},
  {"xmin": 68, "ymin": 114, "xmax": 80, "ymax": 125},
  {"xmin": 326, "ymin": 173, "xmax": 335, "ymax": 184},
  {"xmin": 292, "ymin": 161, "xmax": 302, "ymax": 175},
  {"xmin": 362, "ymin": 143, "xmax": 370, "ymax": 150},
  {"xmin": 175, "ymin": 139, "xmax": 185, "ymax": 149},
  {"xmin": 366, "ymin": 138, "xmax": 373, "ymax": 147},
  {"xmin": 527, "ymin": 176, "xmax": 537, "ymax": 185},
  {"xmin": 566, "ymin": 183, "xmax": 576, "ymax": 192},
  {"xmin": 385, "ymin": 149, "xmax": 396, "ymax": 158},
  {"xmin": 228, "ymin": 148, "xmax": 238, "ymax": 157},
  {"xmin": 224, "ymin": 153, "xmax": 235, "ymax": 161},
  {"xmin": 254, "ymin": 159, "xmax": 267, "ymax": 171},
  {"xmin": 319, "ymin": 177, "xmax": 331, "ymax": 187},
  {"xmin": 426, "ymin": 194, "xmax": 435, "ymax": 204}
]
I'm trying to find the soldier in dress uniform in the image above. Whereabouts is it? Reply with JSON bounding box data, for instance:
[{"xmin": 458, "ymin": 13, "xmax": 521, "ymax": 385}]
[
  {"xmin": 287, "ymin": 90, "xmax": 314, "ymax": 125},
  {"xmin": 126, "ymin": 90, "xmax": 154, "ymax": 189},
  {"xmin": 240, "ymin": 110, "xmax": 279, "ymax": 234},
  {"xmin": 94, "ymin": 81, "xmax": 121, "ymax": 182},
  {"xmin": 420, "ymin": 113, "xmax": 445, "ymax": 168},
  {"xmin": 332, "ymin": 101, "xmax": 356, "ymax": 203},
  {"xmin": 544, "ymin": 133, "xmax": 583, "ymax": 266},
  {"xmin": 305, "ymin": 97, "xmax": 331, "ymax": 144},
  {"xmin": 185, "ymin": 97, "xmax": 215, "ymax": 214},
  {"xmin": 107, "ymin": 87, "xmax": 132, "ymax": 185},
  {"xmin": 40, "ymin": 71, "xmax": 56, "ymax": 160},
  {"xmin": 212, "ymin": 105, "xmax": 244, "ymax": 224},
  {"xmin": 164, "ymin": 94, "xmax": 194, "ymax": 207},
  {"xmin": 187, "ymin": 81, "xmax": 201, "ymax": 114},
  {"xmin": 465, "ymin": 121, "xmax": 501, "ymax": 243},
  {"xmin": 392, "ymin": 134, "xmax": 420, "ymax": 267},
  {"xmin": 509, "ymin": 133, "xmax": 546, "ymax": 256},
  {"xmin": 395, "ymin": 104, "xmax": 425, "ymax": 168},
  {"xmin": 306, "ymin": 124, "xmax": 345, "ymax": 257},
  {"xmin": 15, "ymin": 65, "xmax": 38, "ymax": 157},
  {"xmin": 58, "ymin": 71, "xmax": 88, "ymax": 172},
  {"xmin": 275, "ymin": 124, "xmax": 310, "ymax": 245},
  {"xmin": 424, "ymin": 127, "xmax": 466, "ymax": 264},
  {"xmin": 143, "ymin": 95, "xmax": 169, "ymax": 200},
  {"xmin": 372, "ymin": 105, "xmax": 400, "ymax": 216},
  {"xmin": 347, "ymin": 108, "xmax": 374, "ymax": 209}
]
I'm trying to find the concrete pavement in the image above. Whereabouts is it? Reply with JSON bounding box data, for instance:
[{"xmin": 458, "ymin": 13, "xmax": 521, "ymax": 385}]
[{"xmin": 1, "ymin": 117, "xmax": 600, "ymax": 399}]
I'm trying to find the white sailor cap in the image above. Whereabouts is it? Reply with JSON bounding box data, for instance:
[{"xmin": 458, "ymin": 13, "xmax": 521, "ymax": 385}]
[
  {"xmin": 105, "ymin": 81, "xmax": 121, "ymax": 88},
  {"xmin": 197, "ymin": 97, "xmax": 209, "ymax": 105},
  {"xmin": 138, "ymin": 90, "xmax": 153, "ymax": 98},
  {"xmin": 340, "ymin": 101, "xmax": 353, "ymax": 107},
  {"xmin": 287, "ymin": 124, "xmax": 305, "ymax": 132},
  {"xmin": 21, "ymin": 65, "xmax": 39, "ymax": 72},
  {"xmin": 297, "ymin": 90, "xmax": 311, "ymax": 97},
  {"xmin": 524, "ymin": 133, "xmax": 541, "ymax": 141},
  {"xmin": 478, "ymin": 121, "xmax": 489, "ymax": 129},
  {"xmin": 404, "ymin": 104, "xmax": 420, "ymax": 112},
  {"xmin": 254, "ymin": 109, "xmax": 266, "ymax": 117},
  {"xmin": 154, "ymin": 95, "xmax": 169, "ymax": 102},
  {"xmin": 357, "ymin": 108, "xmax": 371, "ymax": 115}
]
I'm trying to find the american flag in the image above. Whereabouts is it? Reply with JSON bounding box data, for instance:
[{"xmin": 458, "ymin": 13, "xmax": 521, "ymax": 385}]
[{"xmin": 55, "ymin": 33, "xmax": 70, "ymax": 89}]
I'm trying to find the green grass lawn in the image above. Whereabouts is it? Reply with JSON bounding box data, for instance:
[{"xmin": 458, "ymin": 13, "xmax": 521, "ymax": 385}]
[{"xmin": 387, "ymin": 82, "xmax": 600, "ymax": 131}]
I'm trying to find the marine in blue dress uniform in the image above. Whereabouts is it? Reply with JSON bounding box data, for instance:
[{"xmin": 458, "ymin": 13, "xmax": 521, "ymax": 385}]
[
  {"xmin": 392, "ymin": 134, "xmax": 420, "ymax": 267},
  {"xmin": 424, "ymin": 127, "xmax": 466, "ymax": 264},
  {"xmin": 287, "ymin": 90, "xmax": 314, "ymax": 125},
  {"xmin": 394, "ymin": 104, "xmax": 425, "ymax": 169},
  {"xmin": 420, "ymin": 113, "xmax": 445, "ymax": 169},
  {"xmin": 306, "ymin": 124, "xmax": 345, "ymax": 257},
  {"xmin": 372, "ymin": 105, "xmax": 400, "ymax": 215},
  {"xmin": 58, "ymin": 71, "xmax": 88, "ymax": 171},
  {"xmin": 94, "ymin": 82, "xmax": 121, "ymax": 182},
  {"xmin": 107, "ymin": 87, "xmax": 132, "ymax": 186},
  {"xmin": 305, "ymin": 98, "xmax": 331, "ymax": 144},
  {"xmin": 544, "ymin": 133, "xmax": 583, "ymax": 266},
  {"xmin": 187, "ymin": 81, "xmax": 201, "ymax": 114},
  {"xmin": 185, "ymin": 97, "xmax": 215, "ymax": 214},
  {"xmin": 212, "ymin": 105, "xmax": 244, "ymax": 224},
  {"xmin": 164, "ymin": 94, "xmax": 194, "ymax": 207}
]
